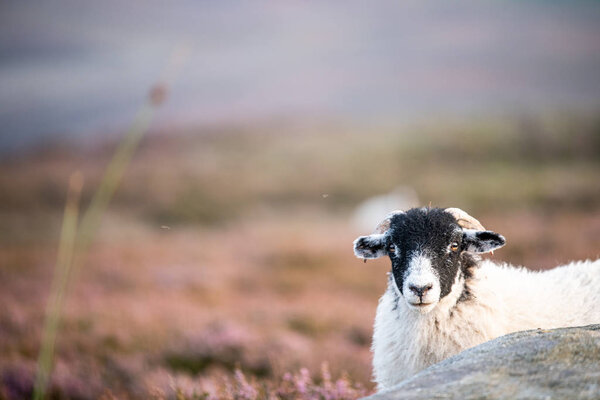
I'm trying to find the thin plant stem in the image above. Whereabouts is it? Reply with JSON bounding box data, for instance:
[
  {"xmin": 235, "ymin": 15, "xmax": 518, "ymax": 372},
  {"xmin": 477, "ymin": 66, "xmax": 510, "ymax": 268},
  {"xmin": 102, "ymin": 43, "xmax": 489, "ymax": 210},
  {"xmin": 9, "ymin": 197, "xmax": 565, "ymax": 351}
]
[
  {"xmin": 76, "ymin": 101, "xmax": 154, "ymax": 255},
  {"xmin": 32, "ymin": 45, "xmax": 189, "ymax": 400},
  {"xmin": 76, "ymin": 42, "xmax": 189, "ymax": 256},
  {"xmin": 33, "ymin": 172, "xmax": 83, "ymax": 400}
]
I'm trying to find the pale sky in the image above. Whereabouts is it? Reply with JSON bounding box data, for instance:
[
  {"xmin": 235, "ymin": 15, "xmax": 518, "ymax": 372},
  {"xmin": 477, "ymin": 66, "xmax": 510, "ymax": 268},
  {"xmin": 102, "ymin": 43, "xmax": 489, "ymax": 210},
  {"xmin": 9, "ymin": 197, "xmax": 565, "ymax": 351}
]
[{"xmin": 1, "ymin": 1, "xmax": 600, "ymax": 151}]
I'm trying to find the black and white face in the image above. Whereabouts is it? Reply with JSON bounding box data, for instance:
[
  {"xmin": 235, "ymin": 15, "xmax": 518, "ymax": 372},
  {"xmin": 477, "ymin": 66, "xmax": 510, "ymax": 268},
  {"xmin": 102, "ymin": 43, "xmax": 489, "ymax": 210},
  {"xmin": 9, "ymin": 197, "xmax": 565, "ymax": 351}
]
[{"xmin": 354, "ymin": 208, "xmax": 505, "ymax": 314}]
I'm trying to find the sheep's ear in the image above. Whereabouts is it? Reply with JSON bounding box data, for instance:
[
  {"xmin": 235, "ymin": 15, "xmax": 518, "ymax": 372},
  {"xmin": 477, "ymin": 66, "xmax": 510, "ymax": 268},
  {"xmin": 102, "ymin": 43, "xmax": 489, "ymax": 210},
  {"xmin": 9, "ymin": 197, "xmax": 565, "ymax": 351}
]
[
  {"xmin": 354, "ymin": 234, "xmax": 388, "ymax": 259},
  {"xmin": 462, "ymin": 229, "xmax": 506, "ymax": 253}
]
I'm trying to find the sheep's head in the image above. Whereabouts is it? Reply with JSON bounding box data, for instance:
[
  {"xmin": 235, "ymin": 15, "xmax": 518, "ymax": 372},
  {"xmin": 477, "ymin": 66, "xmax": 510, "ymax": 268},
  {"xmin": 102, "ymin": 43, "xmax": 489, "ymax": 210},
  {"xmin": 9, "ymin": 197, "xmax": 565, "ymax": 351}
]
[{"xmin": 353, "ymin": 207, "xmax": 505, "ymax": 314}]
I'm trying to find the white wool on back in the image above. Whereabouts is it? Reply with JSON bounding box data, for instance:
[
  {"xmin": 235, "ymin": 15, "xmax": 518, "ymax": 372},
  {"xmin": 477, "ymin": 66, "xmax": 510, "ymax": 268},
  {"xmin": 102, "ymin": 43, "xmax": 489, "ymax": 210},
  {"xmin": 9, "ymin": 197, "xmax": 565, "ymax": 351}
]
[{"xmin": 372, "ymin": 258, "xmax": 600, "ymax": 390}]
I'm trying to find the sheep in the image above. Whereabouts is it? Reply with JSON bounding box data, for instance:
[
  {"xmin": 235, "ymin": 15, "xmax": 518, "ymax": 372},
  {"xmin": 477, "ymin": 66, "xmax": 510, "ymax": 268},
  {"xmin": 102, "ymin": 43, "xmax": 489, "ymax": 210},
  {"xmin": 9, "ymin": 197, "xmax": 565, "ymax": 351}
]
[{"xmin": 353, "ymin": 207, "xmax": 600, "ymax": 391}]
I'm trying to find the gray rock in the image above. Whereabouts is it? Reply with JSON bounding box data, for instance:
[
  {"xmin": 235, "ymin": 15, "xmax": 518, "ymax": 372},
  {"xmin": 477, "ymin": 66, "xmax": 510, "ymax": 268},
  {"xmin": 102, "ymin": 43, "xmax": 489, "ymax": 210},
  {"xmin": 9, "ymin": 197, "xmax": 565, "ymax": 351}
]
[{"xmin": 364, "ymin": 325, "xmax": 600, "ymax": 400}]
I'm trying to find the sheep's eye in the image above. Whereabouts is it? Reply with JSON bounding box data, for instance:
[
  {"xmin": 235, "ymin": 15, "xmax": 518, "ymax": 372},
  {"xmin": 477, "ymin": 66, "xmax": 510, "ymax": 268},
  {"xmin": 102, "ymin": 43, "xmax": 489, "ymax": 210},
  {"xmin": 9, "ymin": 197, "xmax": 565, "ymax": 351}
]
[
  {"xmin": 388, "ymin": 244, "xmax": 396, "ymax": 253},
  {"xmin": 450, "ymin": 242, "xmax": 460, "ymax": 252}
]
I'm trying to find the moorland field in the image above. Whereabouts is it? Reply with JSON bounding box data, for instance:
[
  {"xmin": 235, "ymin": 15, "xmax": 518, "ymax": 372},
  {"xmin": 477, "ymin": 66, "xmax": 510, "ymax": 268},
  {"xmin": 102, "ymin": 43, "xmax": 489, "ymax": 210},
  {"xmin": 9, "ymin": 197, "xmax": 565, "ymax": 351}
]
[{"xmin": 1, "ymin": 114, "xmax": 599, "ymax": 399}]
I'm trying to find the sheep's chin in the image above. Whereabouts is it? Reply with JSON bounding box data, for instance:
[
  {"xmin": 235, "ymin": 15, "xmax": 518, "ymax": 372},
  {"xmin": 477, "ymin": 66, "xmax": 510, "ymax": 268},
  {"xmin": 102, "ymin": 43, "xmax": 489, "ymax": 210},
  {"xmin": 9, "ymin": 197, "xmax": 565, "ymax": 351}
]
[{"xmin": 406, "ymin": 301, "xmax": 437, "ymax": 314}]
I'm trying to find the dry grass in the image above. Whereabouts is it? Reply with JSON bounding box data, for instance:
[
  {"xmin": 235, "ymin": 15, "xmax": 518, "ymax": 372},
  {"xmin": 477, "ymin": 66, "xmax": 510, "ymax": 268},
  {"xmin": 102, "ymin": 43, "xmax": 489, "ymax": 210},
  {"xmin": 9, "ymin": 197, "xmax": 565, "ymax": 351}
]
[{"xmin": 0, "ymin": 114, "xmax": 599, "ymax": 399}]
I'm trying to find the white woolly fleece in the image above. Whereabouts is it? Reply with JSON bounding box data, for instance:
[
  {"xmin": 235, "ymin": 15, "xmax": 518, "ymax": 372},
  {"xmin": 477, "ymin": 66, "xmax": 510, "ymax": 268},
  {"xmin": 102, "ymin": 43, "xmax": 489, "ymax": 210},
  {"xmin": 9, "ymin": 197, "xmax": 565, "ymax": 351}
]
[{"xmin": 372, "ymin": 258, "xmax": 600, "ymax": 390}]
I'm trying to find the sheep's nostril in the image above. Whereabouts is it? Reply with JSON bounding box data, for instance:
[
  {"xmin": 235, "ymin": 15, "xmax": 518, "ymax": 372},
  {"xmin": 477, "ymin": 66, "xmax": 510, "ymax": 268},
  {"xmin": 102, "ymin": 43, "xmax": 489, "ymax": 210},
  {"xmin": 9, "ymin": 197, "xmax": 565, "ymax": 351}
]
[{"xmin": 409, "ymin": 284, "xmax": 433, "ymax": 297}]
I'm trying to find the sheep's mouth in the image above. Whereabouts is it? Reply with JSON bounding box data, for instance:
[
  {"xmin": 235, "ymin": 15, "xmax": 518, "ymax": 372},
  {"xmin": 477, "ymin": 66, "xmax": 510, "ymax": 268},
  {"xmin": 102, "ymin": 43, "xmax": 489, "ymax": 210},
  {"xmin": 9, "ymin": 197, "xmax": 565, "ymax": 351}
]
[{"xmin": 409, "ymin": 302, "xmax": 433, "ymax": 307}]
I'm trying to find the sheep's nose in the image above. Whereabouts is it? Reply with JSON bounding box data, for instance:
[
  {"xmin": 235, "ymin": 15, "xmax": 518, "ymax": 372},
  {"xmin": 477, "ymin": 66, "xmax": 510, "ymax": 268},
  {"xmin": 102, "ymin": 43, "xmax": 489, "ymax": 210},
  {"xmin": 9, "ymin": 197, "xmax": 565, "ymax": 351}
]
[{"xmin": 409, "ymin": 284, "xmax": 433, "ymax": 298}]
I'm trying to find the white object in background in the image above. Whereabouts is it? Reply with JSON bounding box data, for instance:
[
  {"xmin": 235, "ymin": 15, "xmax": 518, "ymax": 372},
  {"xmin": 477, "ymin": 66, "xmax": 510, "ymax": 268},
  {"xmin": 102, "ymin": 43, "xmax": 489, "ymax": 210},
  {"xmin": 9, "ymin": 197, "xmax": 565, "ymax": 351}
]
[{"xmin": 352, "ymin": 186, "xmax": 419, "ymax": 232}]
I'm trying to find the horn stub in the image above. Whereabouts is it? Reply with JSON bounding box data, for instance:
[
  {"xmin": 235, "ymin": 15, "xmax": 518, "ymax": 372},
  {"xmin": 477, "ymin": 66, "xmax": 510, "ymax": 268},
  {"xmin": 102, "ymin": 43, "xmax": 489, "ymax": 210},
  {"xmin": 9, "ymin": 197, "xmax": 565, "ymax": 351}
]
[{"xmin": 445, "ymin": 207, "xmax": 485, "ymax": 230}]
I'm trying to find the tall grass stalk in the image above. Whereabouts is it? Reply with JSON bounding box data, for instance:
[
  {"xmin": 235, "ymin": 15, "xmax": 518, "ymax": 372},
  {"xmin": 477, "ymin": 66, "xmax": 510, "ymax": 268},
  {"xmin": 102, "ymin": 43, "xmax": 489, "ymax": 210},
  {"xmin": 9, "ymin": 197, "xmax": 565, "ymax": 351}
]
[
  {"xmin": 77, "ymin": 43, "xmax": 189, "ymax": 254},
  {"xmin": 76, "ymin": 99, "xmax": 157, "ymax": 254},
  {"xmin": 32, "ymin": 46, "xmax": 188, "ymax": 399},
  {"xmin": 33, "ymin": 172, "xmax": 83, "ymax": 400}
]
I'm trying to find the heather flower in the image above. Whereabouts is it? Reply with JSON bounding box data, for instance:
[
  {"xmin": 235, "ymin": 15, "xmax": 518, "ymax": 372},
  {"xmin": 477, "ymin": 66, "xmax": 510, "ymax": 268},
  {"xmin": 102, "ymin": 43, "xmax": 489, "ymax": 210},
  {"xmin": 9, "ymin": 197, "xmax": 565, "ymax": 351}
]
[{"xmin": 232, "ymin": 370, "xmax": 257, "ymax": 400}]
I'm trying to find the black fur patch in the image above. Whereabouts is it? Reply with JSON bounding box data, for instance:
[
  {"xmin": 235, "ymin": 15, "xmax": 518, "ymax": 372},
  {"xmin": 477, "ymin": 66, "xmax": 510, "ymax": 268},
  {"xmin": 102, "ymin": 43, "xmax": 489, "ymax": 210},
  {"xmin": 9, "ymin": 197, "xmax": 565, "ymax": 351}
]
[
  {"xmin": 463, "ymin": 230, "xmax": 506, "ymax": 253},
  {"xmin": 476, "ymin": 231, "xmax": 505, "ymax": 247}
]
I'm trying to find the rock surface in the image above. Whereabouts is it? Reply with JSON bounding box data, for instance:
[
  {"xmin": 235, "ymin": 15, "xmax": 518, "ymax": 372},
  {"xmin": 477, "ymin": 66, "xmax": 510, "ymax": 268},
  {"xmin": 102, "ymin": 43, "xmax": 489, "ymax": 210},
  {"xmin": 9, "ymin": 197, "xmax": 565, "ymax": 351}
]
[{"xmin": 364, "ymin": 324, "xmax": 600, "ymax": 400}]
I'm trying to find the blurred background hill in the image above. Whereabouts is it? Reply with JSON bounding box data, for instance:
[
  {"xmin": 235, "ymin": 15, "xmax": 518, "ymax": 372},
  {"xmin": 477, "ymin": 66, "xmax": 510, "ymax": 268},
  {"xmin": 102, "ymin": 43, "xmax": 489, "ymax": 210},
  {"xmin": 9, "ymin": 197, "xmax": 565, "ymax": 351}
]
[
  {"xmin": 1, "ymin": 1, "xmax": 599, "ymax": 399},
  {"xmin": 3, "ymin": 0, "xmax": 600, "ymax": 151}
]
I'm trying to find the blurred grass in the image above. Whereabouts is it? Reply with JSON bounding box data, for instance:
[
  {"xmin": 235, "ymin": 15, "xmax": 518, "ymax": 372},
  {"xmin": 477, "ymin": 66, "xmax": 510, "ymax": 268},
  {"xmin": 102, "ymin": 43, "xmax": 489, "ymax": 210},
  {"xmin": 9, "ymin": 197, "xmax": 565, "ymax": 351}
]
[
  {"xmin": 32, "ymin": 172, "xmax": 82, "ymax": 400},
  {"xmin": 150, "ymin": 113, "xmax": 599, "ymax": 219},
  {"xmin": 0, "ymin": 111, "xmax": 599, "ymax": 399},
  {"xmin": 25, "ymin": 48, "xmax": 186, "ymax": 399},
  {"xmin": 30, "ymin": 100, "xmax": 161, "ymax": 400},
  {"xmin": 2, "ymin": 112, "xmax": 598, "ymax": 231}
]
